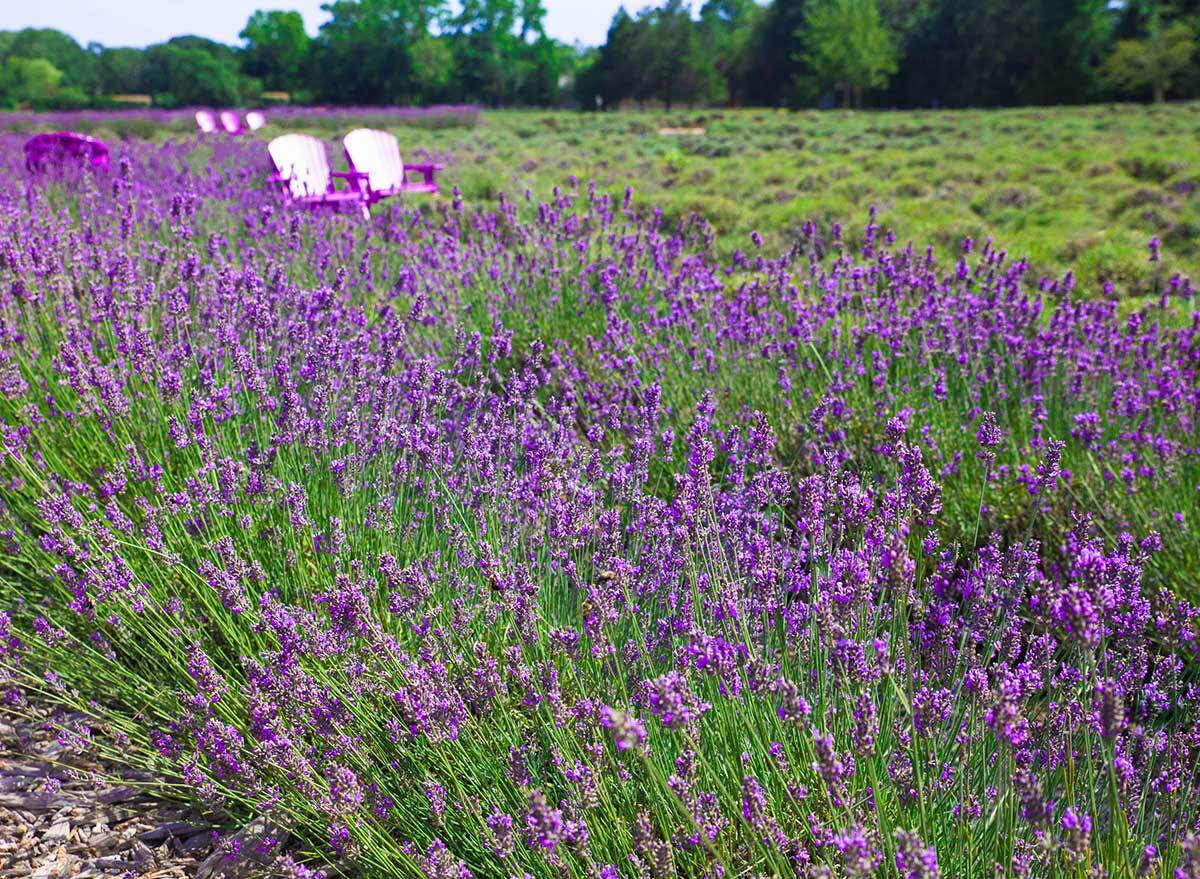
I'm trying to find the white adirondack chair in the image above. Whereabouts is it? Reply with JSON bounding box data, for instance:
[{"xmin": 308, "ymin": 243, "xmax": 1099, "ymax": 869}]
[
  {"xmin": 245, "ymin": 111, "xmax": 267, "ymax": 132},
  {"xmin": 267, "ymin": 134, "xmax": 370, "ymax": 219},
  {"xmin": 194, "ymin": 110, "xmax": 218, "ymax": 134},
  {"xmin": 219, "ymin": 111, "xmax": 243, "ymax": 135},
  {"xmin": 342, "ymin": 128, "xmax": 443, "ymax": 202}
]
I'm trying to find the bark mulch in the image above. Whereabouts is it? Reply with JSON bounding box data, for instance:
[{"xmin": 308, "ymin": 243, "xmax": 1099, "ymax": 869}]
[{"xmin": 0, "ymin": 709, "xmax": 220, "ymax": 878}]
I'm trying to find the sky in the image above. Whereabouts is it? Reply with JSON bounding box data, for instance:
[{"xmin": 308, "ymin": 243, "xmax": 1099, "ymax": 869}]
[{"xmin": 0, "ymin": 0, "xmax": 627, "ymax": 49}]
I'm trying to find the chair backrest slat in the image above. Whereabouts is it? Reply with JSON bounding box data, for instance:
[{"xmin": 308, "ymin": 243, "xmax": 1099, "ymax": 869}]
[
  {"xmin": 344, "ymin": 128, "xmax": 404, "ymax": 193},
  {"xmin": 195, "ymin": 110, "xmax": 217, "ymax": 133},
  {"xmin": 268, "ymin": 134, "xmax": 332, "ymax": 198}
]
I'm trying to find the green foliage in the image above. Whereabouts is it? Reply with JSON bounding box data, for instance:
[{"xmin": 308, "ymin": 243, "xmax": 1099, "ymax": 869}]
[
  {"xmin": 885, "ymin": 0, "xmax": 1113, "ymax": 107},
  {"xmin": 240, "ymin": 10, "xmax": 311, "ymax": 92},
  {"xmin": 0, "ymin": 28, "xmax": 96, "ymax": 108},
  {"xmin": 95, "ymin": 48, "xmax": 146, "ymax": 95},
  {"xmin": 1103, "ymin": 8, "xmax": 1198, "ymax": 102},
  {"xmin": 802, "ymin": 0, "xmax": 898, "ymax": 108},
  {"xmin": 302, "ymin": 0, "xmax": 569, "ymax": 106},
  {"xmin": 0, "ymin": 0, "xmax": 1198, "ymax": 111},
  {"xmin": 699, "ymin": 0, "xmax": 762, "ymax": 106},
  {"xmin": 0, "ymin": 55, "xmax": 89, "ymax": 109},
  {"xmin": 446, "ymin": 0, "xmax": 570, "ymax": 106},
  {"xmin": 583, "ymin": 0, "xmax": 1195, "ymax": 110},
  {"xmin": 3, "ymin": 28, "xmax": 97, "ymax": 94},
  {"xmin": 141, "ymin": 44, "xmax": 245, "ymax": 107},
  {"xmin": 307, "ymin": 0, "xmax": 441, "ymax": 104},
  {"xmin": 585, "ymin": 1, "xmax": 723, "ymax": 110},
  {"xmin": 0, "ymin": 56, "xmax": 61, "ymax": 107}
]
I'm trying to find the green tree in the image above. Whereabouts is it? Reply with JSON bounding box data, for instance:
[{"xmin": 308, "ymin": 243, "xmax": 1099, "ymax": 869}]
[
  {"xmin": 410, "ymin": 36, "xmax": 455, "ymax": 99},
  {"xmin": 699, "ymin": 0, "xmax": 762, "ymax": 106},
  {"xmin": 1104, "ymin": 3, "xmax": 1198, "ymax": 101},
  {"xmin": 96, "ymin": 47, "xmax": 146, "ymax": 95},
  {"xmin": 448, "ymin": 0, "xmax": 565, "ymax": 106},
  {"xmin": 573, "ymin": 44, "xmax": 601, "ymax": 107},
  {"xmin": 141, "ymin": 44, "xmax": 243, "ymax": 107},
  {"xmin": 645, "ymin": 0, "xmax": 720, "ymax": 109},
  {"xmin": 594, "ymin": 7, "xmax": 645, "ymax": 108},
  {"xmin": 742, "ymin": 0, "xmax": 812, "ymax": 106},
  {"xmin": 450, "ymin": 0, "xmax": 521, "ymax": 105},
  {"xmin": 3, "ymin": 29, "xmax": 97, "ymax": 95},
  {"xmin": 883, "ymin": 0, "xmax": 1109, "ymax": 107},
  {"xmin": 309, "ymin": 0, "xmax": 446, "ymax": 104},
  {"xmin": 240, "ymin": 10, "xmax": 311, "ymax": 92},
  {"xmin": 167, "ymin": 35, "xmax": 242, "ymax": 70},
  {"xmin": 592, "ymin": 2, "xmax": 718, "ymax": 110},
  {"xmin": 802, "ymin": 0, "xmax": 898, "ymax": 108},
  {"xmin": 0, "ymin": 56, "xmax": 64, "ymax": 107}
]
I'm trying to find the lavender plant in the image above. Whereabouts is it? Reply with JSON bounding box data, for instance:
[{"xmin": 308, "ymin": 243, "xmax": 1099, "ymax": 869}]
[{"xmin": 0, "ymin": 134, "xmax": 1198, "ymax": 878}]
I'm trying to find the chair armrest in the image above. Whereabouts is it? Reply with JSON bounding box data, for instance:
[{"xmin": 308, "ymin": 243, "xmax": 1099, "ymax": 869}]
[
  {"xmin": 404, "ymin": 164, "xmax": 444, "ymax": 192},
  {"xmin": 331, "ymin": 169, "xmax": 370, "ymax": 193}
]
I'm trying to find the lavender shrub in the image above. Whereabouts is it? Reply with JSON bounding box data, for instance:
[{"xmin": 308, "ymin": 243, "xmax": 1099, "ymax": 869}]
[{"xmin": 0, "ymin": 135, "xmax": 1198, "ymax": 878}]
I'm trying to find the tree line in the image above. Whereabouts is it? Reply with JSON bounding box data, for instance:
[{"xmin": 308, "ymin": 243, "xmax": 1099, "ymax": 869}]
[
  {"xmin": 578, "ymin": 0, "xmax": 1200, "ymax": 109},
  {"xmin": 0, "ymin": 1, "xmax": 572, "ymax": 110},
  {"xmin": 0, "ymin": 0, "xmax": 1197, "ymax": 111}
]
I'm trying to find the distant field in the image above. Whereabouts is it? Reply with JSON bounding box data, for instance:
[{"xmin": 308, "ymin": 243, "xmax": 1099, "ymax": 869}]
[
  {"xmin": 5, "ymin": 103, "xmax": 1196, "ymax": 293},
  {"xmin": 421, "ymin": 105, "xmax": 1200, "ymax": 294}
]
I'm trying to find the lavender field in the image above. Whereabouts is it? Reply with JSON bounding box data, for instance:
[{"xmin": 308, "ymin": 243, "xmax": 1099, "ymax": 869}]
[{"xmin": 0, "ymin": 124, "xmax": 1198, "ymax": 878}]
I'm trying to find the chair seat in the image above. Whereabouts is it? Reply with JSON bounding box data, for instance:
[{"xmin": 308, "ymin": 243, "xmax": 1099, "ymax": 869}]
[
  {"xmin": 377, "ymin": 182, "xmax": 439, "ymax": 198},
  {"xmin": 295, "ymin": 190, "xmax": 364, "ymax": 205},
  {"xmin": 343, "ymin": 129, "xmax": 443, "ymax": 202}
]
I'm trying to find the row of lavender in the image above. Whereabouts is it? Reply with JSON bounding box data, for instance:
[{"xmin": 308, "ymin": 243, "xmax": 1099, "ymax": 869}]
[
  {"xmin": 0, "ymin": 104, "xmax": 481, "ymax": 126},
  {"xmin": 0, "ymin": 136, "xmax": 1198, "ymax": 878}
]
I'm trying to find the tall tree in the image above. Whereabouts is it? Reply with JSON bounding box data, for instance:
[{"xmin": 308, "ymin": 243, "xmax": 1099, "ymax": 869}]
[
  {"xmin": 887, "ymin": 0, "xmax": 1110, "ymax": 107},
  {"xmin": 699, "ymin": 0, "xmax": 761, "ymax": 105},
  {"xmin": 802, "ymin": 0, "xmax": 898, "ymax": 108},
  {"xmin": 140, "ymin": 43, "xmax": 244, "ymax": 106},
  {"xmin": 240, "ymin": 10, "xmax": 311, "ymax": 92},
  {"xmin": 309, "ymin": 0, "xmax": 446, "ymax": 104},
  {"xmin": 742, "ymin": 0, "xmax": 811, "ymax": 106},
  {"xmin": 95, "ymin": 47, "xmax": 145, "ymax": 95},
  {"xmin": 591, "ymin": 2, "xmax": 719, "ymax": 109},
  {"xmin": 1104, "ymin": 3, "xmax": 1197, "ymax": 102},
  {"xmin": 645, "ymin": 0, "xmax": 718, "ymax": 109},
  {"xmin": 0, "ymin": 57, "xmax": 66, "ymax": 108},
  {"xmin": 595, "ymin": 7, "xmax": 646, "ymax": 108},
  {"xmin": 1, "ymin": 29, "xmax": 97, "ymax": 95},
  {"xmin": 449, "ymin": 0, "xmax": 564, "ymax": 106}
]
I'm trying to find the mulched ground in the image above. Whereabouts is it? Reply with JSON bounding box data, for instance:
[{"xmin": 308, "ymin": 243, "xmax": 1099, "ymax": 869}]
[{"xmin": 0, "ymin": 709, "xmax": 222, "ymax": 878}]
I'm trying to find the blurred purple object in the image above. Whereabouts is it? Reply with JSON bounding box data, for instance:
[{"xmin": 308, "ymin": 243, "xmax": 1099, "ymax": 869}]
[
  {"xmin": 220, "ymin": 111, "xmax": 243, "ymax": 135},
  {"xmin": 24, "ymin": 131, "xmax": 110, "ymax": 172},
  {"xmin": 267, "ymin": 133, "xmax": 370, "ymax": 219},
  {"xmin": 343, "ymin": 128, "xmax": 443, "ymax": 201},
  {"xmin": 246, "ymin": 111, "xmax": 267, "ymax": 132},
  {"xmin": 195, "ymin": 109, "xmax": 217, "ymax": 134}
]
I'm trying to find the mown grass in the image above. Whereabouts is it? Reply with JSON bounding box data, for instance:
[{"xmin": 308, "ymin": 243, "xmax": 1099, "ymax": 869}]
[{"xmin": 369, "ymin": 103, "xmax": 1198, "ymax": 296}]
